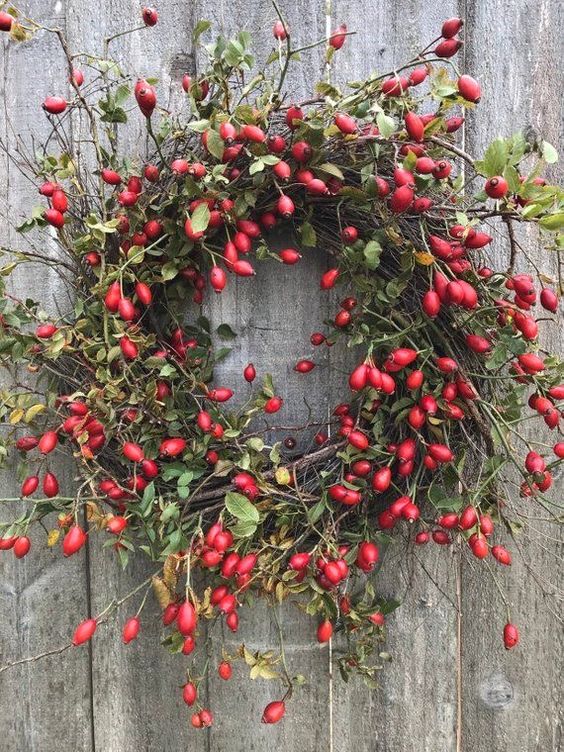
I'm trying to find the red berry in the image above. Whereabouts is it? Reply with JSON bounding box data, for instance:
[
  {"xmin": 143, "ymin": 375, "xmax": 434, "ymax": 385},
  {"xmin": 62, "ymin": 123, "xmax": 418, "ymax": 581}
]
[
  {"xmin": 159, "ymin": 437, "xmax": 186, "ymax": 457},
  {"xmin": 144, "ymin": 164, "xmax": 159, "ymax": 181},
  {"xmin": 485, "ymin": 176, "xmax": 508, "ymax": 199},
  {"xmin": 279, "ymin": 248, "xmax": 301, "ymax": 265},
  {"xmin": 422, "ymin": 290, "xmax": 441, "ymax": 318},
  {"xmin": 13, "ymin": 536, "xmax": 31, "ymax": 558},
  {"xmin": 106, "ymin": 516, "xmax": 127, "ymax": 535},
  {"xmin": 244, "ymin": 363, "xmax": 256, "ymax": 383},
  {"xmin": 435, "ymin": 38, "xmax": 462, "ymax": 58},
  {"xmin": 262, "ymin": 700, "xmax": 286, "ymax": 724},
  {"xmin": 272, "ymin": 20, "xmax": 288, "ymax": 40},
  {"xmin": 63, "ymin": 525, "xmax": 87, "ymax": 557},
  {"xmin": 294, "ymin": 359, "xmax": 315, "ymax": 373},
  {"xmin": 503, "ymin": 623, "xmax": 519, "ymax": 649},
  {"xmin": 320, "ymin": 268, "xmax": 340, "ymax": 290},
  {"xmin": 123, "ymin": 442, "xmax": 144, "ymax": 463},
  {"xmin": 317, "ymin": 619, "xmax": 333, "ymax": 643},
  {"xmin": 329, "ymin": 24, "xmax": 347, "ymax": 50},
  {"xmin": 389, "ymin": 185, "xmax": 414, "ymax": 213},
  {"xmin": 264, "ymin": 396, "xmax": 283, "ymax": 413},
  {"xmin": 43, "ymin": 96, "xmax": 68, "ymax": 115},
  {"xmin": 442, "ymin": 18, "xmax": 463, "ymax": 38},
  {"xmin": 123, "ymin": 616, "xmax": 141, "ymax": 644},
  {"xmin": 44, "ymin": 208, "xmax": 65, "ymax": 228},
  {"xmin": 43, "ymin": 471, "xmax": 59, "ymax": 498},
  {"xmin": 21, "ymin": 475, "xmax": 39, "ymax": 497},
  {"xmin": 134, "ymin": 78, "xmax": 157, "ymax": 118},
  {"xmin": 492, "ymin": 545, "xmax": 512, "ymax": 566},
  {"xmin": 0, "ymin": 11, "xmax": 14, "ymax": 31},
  {"xmin": 177, "ymin": 601, "xmax": 197, "ymax": 636},
  {"xmin": 404, "ymin": 111, "xmax": 424, "ymax": 142},
  {"xmin": 277, "ymin": 194, "xmax": 295, "ymax": 218},
  {"xmin": 458, "ymin": 74, "xmax": 481, "ymax": 102},
  {"xmin": 334, "ymin": 112, "xmax": 357, "ymax": 134},
  {"xmin": 142, "ymin": 7, "xmax": 158, "ymax": 26},
  {"xmin": 242, "ymin": 124, "xmax": 266, "ymax": 143},
  {"xmin": 72, "ymin": 618, "xmax": 97, "ymax": 646},
  {"xmin": 540, "ymin": 288, "xmax": 558, "ymax": 312}
]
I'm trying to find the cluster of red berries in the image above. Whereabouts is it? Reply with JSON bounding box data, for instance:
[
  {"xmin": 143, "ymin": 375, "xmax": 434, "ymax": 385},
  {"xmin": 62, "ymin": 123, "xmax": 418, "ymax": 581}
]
[{"xmin": 1, "ymin": 6, "xmax": 562, "ymax": 731}]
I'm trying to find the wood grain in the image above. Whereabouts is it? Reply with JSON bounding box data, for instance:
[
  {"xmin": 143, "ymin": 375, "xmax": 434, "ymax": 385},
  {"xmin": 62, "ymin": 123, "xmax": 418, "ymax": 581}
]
[
  {"xmin": 0, "ymin": 3, "xmax": 94, "ymax": 750},
  {"xmin": 462, "ymin": 2, "xmax": 564, "ymax": 750},
  {"xmin": 0, "ymin": 1, "xmax": 561, "ymax": 750}
]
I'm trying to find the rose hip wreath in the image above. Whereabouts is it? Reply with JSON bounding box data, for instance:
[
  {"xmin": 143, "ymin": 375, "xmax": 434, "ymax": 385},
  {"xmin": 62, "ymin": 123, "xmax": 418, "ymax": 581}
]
[{"xmin": 1, "ymin": 5, "xmax": 563, "ymax": 728}]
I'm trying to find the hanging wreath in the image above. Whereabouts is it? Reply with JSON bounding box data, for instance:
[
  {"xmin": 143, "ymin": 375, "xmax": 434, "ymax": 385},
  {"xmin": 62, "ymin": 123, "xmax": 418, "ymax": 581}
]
[{"xmin": 0, "ymin": 3, "xmax": 563, "ymax": 729}]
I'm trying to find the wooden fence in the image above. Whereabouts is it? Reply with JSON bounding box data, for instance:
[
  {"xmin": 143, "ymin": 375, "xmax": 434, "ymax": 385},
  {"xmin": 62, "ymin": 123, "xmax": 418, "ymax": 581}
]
[{"xmin": 0, "ymin": 1, "xmax": 562, "ymax": 750}]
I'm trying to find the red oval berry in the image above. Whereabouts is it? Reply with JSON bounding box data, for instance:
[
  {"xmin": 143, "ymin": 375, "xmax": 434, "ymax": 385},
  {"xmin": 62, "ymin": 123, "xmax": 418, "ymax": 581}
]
[
  {"xmin": 317, "ymin": 619, "xmax": 333, "ymax": 643},
  {"xmin": 262, "ymin": 700, "xmax": 286, "ymax": 724},
  {"xmin": 72, "ymin": 618, "xmax": 97, "ymax": 646},
  {"xmin": 123, "ymin": 616, "xmax": 141, "ymax": 644}
]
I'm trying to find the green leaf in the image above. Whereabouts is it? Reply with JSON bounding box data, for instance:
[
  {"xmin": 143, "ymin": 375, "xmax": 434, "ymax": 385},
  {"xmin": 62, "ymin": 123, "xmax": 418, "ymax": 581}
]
[
  {"xmin": 307, "ymin": 500, "xmax": 325, "ymax": 524},
  {"xmin": 231, "ymin": 520, "xmax": 258, "ymax": 538},
  {"xmin": 541, "ymin": 140, "xmax": 558, "ymax": 164},
  {"xmin": 318, "ymin": 162, "xmax": 345, "ymax": 180},
  {"xmin": 192, "ymin": 19, "xmax": 211, "ymax": 43},
  {"xmin": 216, "ymin": 323, "xmax": 237, "ymax": 339},
  {"xmin": 246, "ymin": 437, "xmax": 264, "ymax": 453},
  {"xmin": 187, "ymin": 119, "xmax": 210, "ymax": 133},
  {"xmin": 140, "ymin": 482, "xmax": 155, "ymax": 515},
  {"xmin": 161, "ymin": 503, "xmax": 180, "ymax": 522},
  {"xmin": 161, "ymin": 262, "xmax": 179, "ymax": 281},
  {"xmin": 300, "ymin": 221, "xmax": 316, "ymax": 247},
  {"xmin": 206, "ymin": 129, "xmax": 225, "ymax": 160},
  {"xmin": 539, "ymin": 213, "xmax": 564, "ymax": 231},
  {"xmin": 190, "ymin": 202, "xmax": 211, "ymax": 233},
  {"xmin": 475, "ymin": 138, "xmax": 508, "ymax": 177},
  {"xmin": 376, "ymin": 112, "xmax": 396, "ymax": 139},
  {"xmin": 249, "ymin": 158, "xmax": 266, "ymax": 175},
  {"xmin": 364, "ymin": 239, "xmax": 382, "ymax": 270},
  {"xmin": 225, "ymin": 492, "xmax": 260, "ymax": 523}
]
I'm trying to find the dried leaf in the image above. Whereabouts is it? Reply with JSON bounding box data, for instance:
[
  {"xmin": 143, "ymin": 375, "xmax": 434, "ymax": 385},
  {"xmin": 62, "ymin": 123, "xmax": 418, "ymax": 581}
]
[{"xmin": 152, "ymin": 575, "xmax": 172, "ymax": 609}]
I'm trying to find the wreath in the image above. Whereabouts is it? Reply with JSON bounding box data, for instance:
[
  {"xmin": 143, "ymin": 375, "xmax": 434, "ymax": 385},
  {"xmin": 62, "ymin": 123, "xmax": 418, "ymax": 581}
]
[{"xmin": 0, "ymin": 3, "xmax": 563, "ymax": 729}]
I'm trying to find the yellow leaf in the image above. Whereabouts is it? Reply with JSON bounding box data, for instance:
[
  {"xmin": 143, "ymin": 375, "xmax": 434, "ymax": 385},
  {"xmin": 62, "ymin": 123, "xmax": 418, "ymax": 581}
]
[
  {"xmin": 242, "ymin": 646, "xmax": 256, "ymax": 667},
  {"xmin": 163, "ymin": 554, "xmax": 180, "ymax": 591},
  {"xmin": 258, "ymin": 666, "xmax": 279, "ymax": 680},
  {"xmin": 10, "ymin": 23, "xmax": 32, "ymax": 44},
  {"xmin": 250, "ymin": 665, "xmax": 261, "ymax": 680},
  {"xmin": 414, "ymin": 251, "xmax": 435, "ymax": 266},
  {"xmin": 427, "ymin": 416, "xmax": 444, "ymax": 426},
  {"xmin": 47, "ymin": 529, "xmax": 60, "ymax": 547},
  {"xmin": 24, "ymin": 404, "xmax": 46, "ymax": 423},
  {"xmin": 152, "ymin": 575, "xmax": 172, "ymax": 609},
  {"xmin": 275, "ymin": 581, "xmax": 287, "ymax": 603},
  {"xmin": 85, "ymin": 501, "xmax": 106, "ymax": 527},
  {"xmin": 9, "ymin": 408, "xmax": 24, "ymax": 425},
  {"xmin": 275, "ymin": 467, "xmax": 291, "ymax": 485}
]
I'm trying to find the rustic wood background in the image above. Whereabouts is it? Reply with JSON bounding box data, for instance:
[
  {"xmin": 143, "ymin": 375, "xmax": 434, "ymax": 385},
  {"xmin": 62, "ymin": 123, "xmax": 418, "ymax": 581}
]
[{"xmin": 1, "ymin": 1, "xmax": 562, "ymax": 750}]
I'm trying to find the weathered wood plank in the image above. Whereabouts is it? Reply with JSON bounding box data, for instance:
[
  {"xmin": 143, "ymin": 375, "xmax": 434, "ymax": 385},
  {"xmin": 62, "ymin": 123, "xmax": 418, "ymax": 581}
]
[
  {"xmin": 197, "ymin": 2, "xmax": 338, "ymax": 748},
  {"xmin": 63, "ymin": 1, "xmax": 208, "ymax": 749},
  {"xmin": 329, "ymin": 3, "xmax": 461, "ymax": 749},
  {"xmin": 462, "ymin": 2, "xmax": 564, "ymax": 750},
  {"xmin": 0, "ymin": 3, "xmax": 94, "ymax": 750}
]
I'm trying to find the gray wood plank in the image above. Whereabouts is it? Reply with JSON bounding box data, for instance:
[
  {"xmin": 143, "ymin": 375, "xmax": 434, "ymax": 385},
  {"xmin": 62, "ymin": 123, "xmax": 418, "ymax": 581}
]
[
  {"xmin": 197, "ymin": 1, "xmax": 337, "ymax": 748},
  {"xmin": 329, "ymin": 3, "xmax": 461, "ymax": 750},
  {"xmin": 462, "ymin": 2, "xmax": 564, "ymax": 750},
  {"xmin": 0, "ymin": 3, "xmax": 93, "ymax": 750},
  {"xmin": 63, "ymin": 1, "xmax": 209, "ymax": 749}
]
